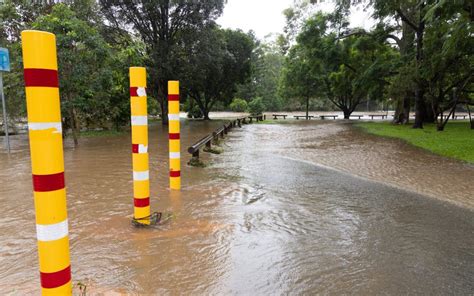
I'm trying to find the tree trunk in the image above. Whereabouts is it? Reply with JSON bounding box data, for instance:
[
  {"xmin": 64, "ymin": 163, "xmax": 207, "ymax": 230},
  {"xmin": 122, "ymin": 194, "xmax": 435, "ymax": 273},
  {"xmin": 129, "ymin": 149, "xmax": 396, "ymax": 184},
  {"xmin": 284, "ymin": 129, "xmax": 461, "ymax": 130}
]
[
  {"xmin": 412, "ymin": 4, "xmax": 426, "ymax": 129},
  {"xmin": 158, "ymin": 86, "xmax": 168, "ymax": 126},
  {"xmin": 413, "ymin": 87, "xmax": 425, "ymax": 128},
  {"xmin": 392, "ymin": 19, "xmax": 414, "ymax": 125},
  {"xmin": 69, "ymin": 107, "xmax": 79, "ymax": 147},
  {"xmin": 467, "ymin": 104, "xmax": 473, "ymax": 129},
  {"xmin": 393, "ymin": 94, "xmax": 411, "ymax": 124},
  {"xmin": 342, "ymin": 108, "xmax": 351, "ymax": 119},
  {"xmin": 305, "ymin": 97, "xmax": 309, "ymax": 119}
]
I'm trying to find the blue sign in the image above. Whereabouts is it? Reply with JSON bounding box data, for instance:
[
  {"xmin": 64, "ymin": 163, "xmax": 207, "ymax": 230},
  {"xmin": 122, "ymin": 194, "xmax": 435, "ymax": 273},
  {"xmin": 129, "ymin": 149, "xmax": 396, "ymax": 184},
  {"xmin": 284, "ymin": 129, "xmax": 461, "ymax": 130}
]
[{"xmin": 0, "ymin": 48, "xmax": 10, "ymax": 72}]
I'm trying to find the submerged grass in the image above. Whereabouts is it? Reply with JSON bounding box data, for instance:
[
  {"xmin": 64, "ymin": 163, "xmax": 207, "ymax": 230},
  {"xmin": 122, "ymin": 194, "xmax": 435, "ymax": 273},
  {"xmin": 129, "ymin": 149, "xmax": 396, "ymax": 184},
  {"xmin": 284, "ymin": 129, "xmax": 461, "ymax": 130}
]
[
  {"xmin": 79, "ymin": 129, "xmax": 125, "ymax": 137},
  {"xmin": 356, "ymin": 121, "xmax": 474, "ymax": 163}
]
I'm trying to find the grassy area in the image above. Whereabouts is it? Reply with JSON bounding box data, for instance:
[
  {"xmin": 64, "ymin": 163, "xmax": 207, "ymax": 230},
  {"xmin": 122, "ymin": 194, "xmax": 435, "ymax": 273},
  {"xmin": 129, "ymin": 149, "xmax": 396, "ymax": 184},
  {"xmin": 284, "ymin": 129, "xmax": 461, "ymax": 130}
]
[
  {"xmin": 79, "ymin": 129, "xmax": 125, "ymax": 137},
  {"xmin": 356, "ymin": 121, "xmax": 474, "ymax": 163}
]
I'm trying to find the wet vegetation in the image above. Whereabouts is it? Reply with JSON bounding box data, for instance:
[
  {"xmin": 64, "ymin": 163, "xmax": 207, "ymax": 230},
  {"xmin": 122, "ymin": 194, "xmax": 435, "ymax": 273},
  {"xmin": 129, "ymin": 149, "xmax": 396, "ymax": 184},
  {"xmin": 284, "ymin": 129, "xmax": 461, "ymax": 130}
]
[
  {"xmin": 1, "ymin": 1, "xmax": 472, "ymax": 135},
  {"xmin": 357, "ymin": 121, "xmax": 474, "ymax": 163}
]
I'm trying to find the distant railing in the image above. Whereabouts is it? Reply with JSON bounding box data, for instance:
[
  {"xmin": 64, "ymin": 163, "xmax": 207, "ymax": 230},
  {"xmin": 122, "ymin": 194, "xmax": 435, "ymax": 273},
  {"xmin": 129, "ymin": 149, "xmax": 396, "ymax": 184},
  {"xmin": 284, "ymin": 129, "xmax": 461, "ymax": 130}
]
[{"xmin": 187, "ymin": 115, "xmax": 264, "ymax": 163}]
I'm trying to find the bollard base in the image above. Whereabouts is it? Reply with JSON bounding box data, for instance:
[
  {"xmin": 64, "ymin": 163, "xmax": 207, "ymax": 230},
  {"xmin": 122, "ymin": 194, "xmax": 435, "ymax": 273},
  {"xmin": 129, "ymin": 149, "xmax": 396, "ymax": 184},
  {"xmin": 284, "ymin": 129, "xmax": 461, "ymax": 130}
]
[
  {"xmin": 188, "ymin": 157, "xmax": 206, "ymax": 167},
  {"xmin": 204, "ymin": 145, "xmax": 223, "ymax": 154},
  {"xmin": 131, "ymin": 212, "xmax": 175, "ymax": 227},
  {"xmin": 132, "ymin": 212, "xmax": 162, "ymax": 227}
]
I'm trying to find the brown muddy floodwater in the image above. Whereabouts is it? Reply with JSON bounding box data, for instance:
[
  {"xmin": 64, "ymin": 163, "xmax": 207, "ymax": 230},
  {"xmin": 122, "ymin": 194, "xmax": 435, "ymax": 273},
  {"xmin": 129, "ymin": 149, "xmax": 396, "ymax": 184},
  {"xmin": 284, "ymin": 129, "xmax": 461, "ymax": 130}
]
[{"xmin": 0, "ymin": 118, "xmax": 473, "ymax": 295}]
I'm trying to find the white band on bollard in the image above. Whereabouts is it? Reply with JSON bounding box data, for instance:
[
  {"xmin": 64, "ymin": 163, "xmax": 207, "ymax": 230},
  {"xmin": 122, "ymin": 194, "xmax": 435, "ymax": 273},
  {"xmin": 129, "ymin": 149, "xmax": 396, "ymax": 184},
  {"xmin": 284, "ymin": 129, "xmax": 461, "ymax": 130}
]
[
  {"xmin": 169, "ymin": 152, "xmax": 180, "ymax": 159},
  {"xmin": 36, "ymin": 219, "xmax": 69, "ymax": 242},
  {"xmin": 131, "ymin": 116, "xmax": 148, "ymax": 126},
  {"xmin": 28, "ymin": 122, "xmax": 62, "ymax": 133},
  {"xmin": 133, "ymin": 170, "xmax": 149, "ymax": 181}
]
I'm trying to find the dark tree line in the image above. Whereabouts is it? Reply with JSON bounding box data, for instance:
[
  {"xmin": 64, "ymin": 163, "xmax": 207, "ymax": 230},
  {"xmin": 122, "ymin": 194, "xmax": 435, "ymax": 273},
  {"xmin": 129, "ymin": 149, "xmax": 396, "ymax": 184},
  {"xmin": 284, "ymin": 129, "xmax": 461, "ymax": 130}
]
[{"xmin": 279, "ymin": 0, "xmax": 473, "ymax": 129}]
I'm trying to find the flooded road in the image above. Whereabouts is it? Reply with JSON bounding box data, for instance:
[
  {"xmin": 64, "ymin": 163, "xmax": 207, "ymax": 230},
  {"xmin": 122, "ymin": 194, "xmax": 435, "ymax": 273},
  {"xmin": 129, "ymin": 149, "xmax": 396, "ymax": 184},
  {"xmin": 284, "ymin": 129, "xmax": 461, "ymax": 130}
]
[{"xmin": 0, "ymin": 119, "xmax": 473, "ymax": 294}]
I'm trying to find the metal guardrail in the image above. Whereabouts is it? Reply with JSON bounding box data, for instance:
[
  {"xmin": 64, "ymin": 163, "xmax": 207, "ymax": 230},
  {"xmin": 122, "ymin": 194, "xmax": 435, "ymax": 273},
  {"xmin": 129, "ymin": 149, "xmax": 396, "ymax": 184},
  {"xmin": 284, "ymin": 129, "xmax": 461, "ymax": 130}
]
[{"xmin": 187, "ymin": 115, "xmax": 265, "ymax": 162}]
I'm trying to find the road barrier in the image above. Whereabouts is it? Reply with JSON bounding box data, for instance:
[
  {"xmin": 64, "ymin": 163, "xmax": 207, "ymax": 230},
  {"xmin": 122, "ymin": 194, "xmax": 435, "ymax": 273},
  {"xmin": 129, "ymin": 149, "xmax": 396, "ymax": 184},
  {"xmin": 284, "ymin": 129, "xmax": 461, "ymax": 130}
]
[
  {"xmin": 129, "ymin": 67, "xmax": 152, "ymax": 226},
  {"xmin": 168, "ymin": 81, "xmax": 181, "ymax": 190},
  {"xmin": 22, "ymin": 30, "xmax": 72, "ymax": 295},
  {"xmin": 187, "ymin": 116, "xmax": 262, "ymax": 164}
]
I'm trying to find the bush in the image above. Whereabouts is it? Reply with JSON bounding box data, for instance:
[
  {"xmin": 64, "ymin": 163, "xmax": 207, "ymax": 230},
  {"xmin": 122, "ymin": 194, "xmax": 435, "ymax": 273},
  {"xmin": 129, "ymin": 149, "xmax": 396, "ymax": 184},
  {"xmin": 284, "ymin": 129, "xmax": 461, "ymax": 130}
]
[
  {"xmin": 229, "ymin": 98, "xmax": 248, "ymax": 112},
  {"xmin": 187, "ymin": 104, "xmax": 203, "ymax": 118},
  {"xmin": 248, "ymin": 97, "xmax": 265, "ymax": 115}
]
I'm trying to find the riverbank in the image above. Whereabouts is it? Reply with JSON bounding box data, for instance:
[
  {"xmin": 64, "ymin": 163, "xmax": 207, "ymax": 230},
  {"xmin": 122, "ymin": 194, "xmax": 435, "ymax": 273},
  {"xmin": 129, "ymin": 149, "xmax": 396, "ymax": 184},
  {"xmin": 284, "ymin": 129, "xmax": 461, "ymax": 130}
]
[{"xmin": 356, "ymin": 121, "xmax": 474, "ymax": 164}]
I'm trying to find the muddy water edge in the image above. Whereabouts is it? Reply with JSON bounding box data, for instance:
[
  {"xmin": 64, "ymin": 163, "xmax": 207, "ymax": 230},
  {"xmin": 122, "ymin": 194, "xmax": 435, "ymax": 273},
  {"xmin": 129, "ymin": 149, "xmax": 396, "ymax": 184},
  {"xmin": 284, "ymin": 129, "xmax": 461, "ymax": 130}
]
[{"xmin": 0, "ymin": 119, "xmax": 473, "ymax": 294}]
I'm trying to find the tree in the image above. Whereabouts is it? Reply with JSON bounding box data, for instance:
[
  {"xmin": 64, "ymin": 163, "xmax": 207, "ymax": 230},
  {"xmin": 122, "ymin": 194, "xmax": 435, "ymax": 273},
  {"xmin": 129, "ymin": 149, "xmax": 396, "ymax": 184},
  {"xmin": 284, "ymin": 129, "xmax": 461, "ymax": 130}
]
[
  {"xmin": 333, "ymin": 0, "xmax": 472, "ymax": 128},
  {"xmin": 183, "ymin": 26, "xmax": 254, "ymax": 119},
  {"xmin": 235, "ymin": 37, "xmax": 285, "ymax": 111},
  {"xmin": 280, "ymin": 44, "xmax": 319, "ymax": 119},
  {"xmin": 0, "ymin": 1, "xmax": 55, "ymax": 127},
  {"xmin": 422, "ymin": 0, "xmax": 474, "ymax": 131},
  {"xmin": 282, "ymin": 13, "xmax": 396, "ymax": 119},
  {"xmin": 99, "ymin": 0, "xmax": 225, "ymax": 125},
  {"xmin": 33, "ymin": 4, "xmax": 114, "ymax": 145}
]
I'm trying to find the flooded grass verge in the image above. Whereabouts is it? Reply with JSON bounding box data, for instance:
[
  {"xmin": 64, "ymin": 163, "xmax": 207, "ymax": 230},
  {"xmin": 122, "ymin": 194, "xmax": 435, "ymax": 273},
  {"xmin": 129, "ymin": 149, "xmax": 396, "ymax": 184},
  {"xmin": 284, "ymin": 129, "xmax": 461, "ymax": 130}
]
[
  {"xmin": 356, "ymin": 121, "xmax": 474, "ymax": 163},
  {"xmin": 78, "ymin": 129, "xmax": 125, "ymax": 137}
]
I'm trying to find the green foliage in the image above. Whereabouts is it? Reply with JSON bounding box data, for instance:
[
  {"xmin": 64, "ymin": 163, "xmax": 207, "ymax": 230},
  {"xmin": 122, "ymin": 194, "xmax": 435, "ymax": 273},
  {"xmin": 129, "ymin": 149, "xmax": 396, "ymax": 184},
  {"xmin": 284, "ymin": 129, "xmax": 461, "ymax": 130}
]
[
  {"xmin": 281, "ymin": 12, "xmax": 397, "ymax": 117},
  {"xmin": 357, "ymin": 121, "xmax": 474, "ymax": 163},
  {"xmin": 248, "ymin": 97, "xmax": 265, "ymax": 115},
  {"xmin": 235, "ymin": 39, "xmax": 285, "ymax": 111},
  {"xmin": 229, "ymin": 98, "xmax": 248, "ymax": 112},
  {"xmin": 184, "ymin": 26, "xmax": 254, "ymax": 119},
  {"xmin": 187, "ymin": 104, "xmax": 203, "ymax": 119},
  {"xmin": 99, "ymin": 0, "xmax": 225, "ymax": 122},
  {"xmin": 32, "ymin": 4, "xmax": 115, "ymax": 138}
]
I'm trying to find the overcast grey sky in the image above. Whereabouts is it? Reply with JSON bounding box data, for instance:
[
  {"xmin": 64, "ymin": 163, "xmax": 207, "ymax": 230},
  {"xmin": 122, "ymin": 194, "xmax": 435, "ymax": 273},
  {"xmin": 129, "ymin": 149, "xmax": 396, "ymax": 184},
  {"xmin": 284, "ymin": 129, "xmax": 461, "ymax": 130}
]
[{"xmin": 216, "ymin": 0, "xmax": 375, "ymax": 39}]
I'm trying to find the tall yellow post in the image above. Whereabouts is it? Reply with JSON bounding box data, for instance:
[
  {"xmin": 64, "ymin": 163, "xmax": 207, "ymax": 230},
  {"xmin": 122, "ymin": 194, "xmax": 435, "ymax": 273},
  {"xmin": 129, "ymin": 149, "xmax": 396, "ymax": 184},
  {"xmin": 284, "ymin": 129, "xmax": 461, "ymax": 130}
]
[
  {"xmin": 130, "ymin": 67, "xmax": 150, "ymax": 225},
  {"xmin": 21, "ymin": 30, "xmax": 72, "ymax": 295},
  {"xmin": 168, "ymin": 81, "xmax": 181, "ymax": 190}
]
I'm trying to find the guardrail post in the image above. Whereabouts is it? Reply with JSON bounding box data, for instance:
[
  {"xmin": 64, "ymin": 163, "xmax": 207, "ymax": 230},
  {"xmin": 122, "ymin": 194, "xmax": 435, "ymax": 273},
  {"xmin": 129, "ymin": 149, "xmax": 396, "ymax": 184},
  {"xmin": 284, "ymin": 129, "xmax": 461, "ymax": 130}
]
[
  {"xmin": 168, "ymin": 81, "xmax": 181, "ymax": 190},
  {"xmin": 21, "ymin": 30, "xmax": 72, "ymax": 295},
  {"xmin": 129, "ymin": 67, "xmax": 150, "ymax": 226}
]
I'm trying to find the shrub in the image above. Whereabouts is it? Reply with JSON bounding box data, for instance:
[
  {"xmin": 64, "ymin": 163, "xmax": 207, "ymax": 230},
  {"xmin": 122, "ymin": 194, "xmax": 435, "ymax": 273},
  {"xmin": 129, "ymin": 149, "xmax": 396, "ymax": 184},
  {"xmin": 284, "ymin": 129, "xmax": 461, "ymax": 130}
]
[
  {"xmin": 229, "ymin": 98, "xmax": 248, "ymax": 112},
  {"xmin": 186, "ymin": 104, "xmax": 203, "ymax": 119},
  {"xmin": 248, "ymin": 97, "xmax": 265, "ymax": 115}
]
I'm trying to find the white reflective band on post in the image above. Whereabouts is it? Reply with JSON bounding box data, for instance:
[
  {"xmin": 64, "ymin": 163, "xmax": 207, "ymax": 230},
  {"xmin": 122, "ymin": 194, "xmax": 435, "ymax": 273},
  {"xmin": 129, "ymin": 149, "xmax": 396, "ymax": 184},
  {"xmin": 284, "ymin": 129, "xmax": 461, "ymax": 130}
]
[
  {"xmin": 133, "ymin": 170, "xmax": 149, "ymax": 181},
  {"xmin": 28, "ymin": 122, "xmax": 62, "ymax": 133},
  {"xmin": 168, "ymin": 114, "xmax": 180, "ymax": 121},
  {"xmin": 131, "ymin": 116, "xmax": 148, "ymax": 126},
  {"xmin": 137, "ymin": 87, "xmax": 147, "ymax": 97},
  {"xmin": 169, "ymin": 152, "xmax": 180, "ymax": 159},
  {"xmin": 138, "ymin": 144, "xmax": 148, "ymax": 153},
  {"xmin": 36, "ymin": 219, "xmax": 68, "ymax": 242}
]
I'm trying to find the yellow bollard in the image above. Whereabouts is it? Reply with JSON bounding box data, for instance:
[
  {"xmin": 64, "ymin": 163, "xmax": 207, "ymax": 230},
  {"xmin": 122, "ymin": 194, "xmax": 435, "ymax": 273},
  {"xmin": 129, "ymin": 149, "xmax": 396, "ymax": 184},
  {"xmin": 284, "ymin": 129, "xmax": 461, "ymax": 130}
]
[
  {"xmin": 21, "ymin": 30, "xmax": 72, "ymax": 295},
  {"xmin": 168, "ymin": 81, "xmax": 181, "ymax": 190},
  {"xmin": 130, "ymin": 67, "xmax": 150, "ymax": 225}
]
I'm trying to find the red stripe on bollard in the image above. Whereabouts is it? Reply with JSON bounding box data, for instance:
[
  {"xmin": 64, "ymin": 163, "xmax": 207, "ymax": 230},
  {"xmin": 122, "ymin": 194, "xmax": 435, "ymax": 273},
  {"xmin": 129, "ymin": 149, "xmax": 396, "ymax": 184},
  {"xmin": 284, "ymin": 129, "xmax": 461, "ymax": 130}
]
[
  {"xmin": 132, "ymin": 144, "xmax": 139, "ymax": 153},
  {"xmin": 170, "ymin": 171, "xmax": 181, "ymax": 177},
  {"xmin": 32, "ymin": 172, "xmax": 65, "ymax": 192},
  {"xmin": 168, "ymin": 94, "xmax": 179, "ymax": 101},
  {"xmin": 130, "ymin": 87, "xmax": 138, "ymax": 97},
  {"xmin": 130, "ymin": 87, "xmax": 146, "ymax": 97},
  {"xmin": 24, "ymin": 68, "xmax": 59, "ymax": 88},
  {"xmin": 40, "ymin": 265, "xmax": 71, "ymax": 289},
  {"xmin": 134, "ymin": 197, "xmax": 150, "ymax": 207},
  {"xmin": 169, "ymin": 133, "xmax": 180, "ymax": 140}
]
